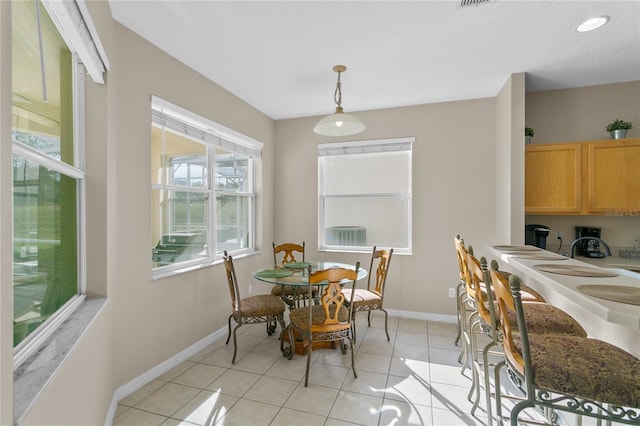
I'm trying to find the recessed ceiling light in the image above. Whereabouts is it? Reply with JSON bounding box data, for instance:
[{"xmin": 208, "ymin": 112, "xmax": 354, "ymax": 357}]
[{"xmin": 577, "ymin": 16, "xmax": 610, "ymax": 32}]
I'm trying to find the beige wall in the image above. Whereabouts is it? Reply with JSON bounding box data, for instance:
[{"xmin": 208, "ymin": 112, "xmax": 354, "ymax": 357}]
[
  {"xmin": 525, "ymin": 81, "xmax": 640, "ymax": 144},
  {"xmin": 275, "ymin": 98, "xmax": 498, "ymax": 315},
  {"xmin": 525, "ymin": 81, "xmax": 640, "ymax": 249}
]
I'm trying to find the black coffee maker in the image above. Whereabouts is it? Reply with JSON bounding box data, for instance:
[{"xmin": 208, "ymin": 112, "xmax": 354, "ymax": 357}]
[
  {"xmin": 525, "ymin": 224, "xmax": 551, "ymax": 249},
  {"xmin": 574, "ymin": 226, "xmax": 605, "ymax": 258}
]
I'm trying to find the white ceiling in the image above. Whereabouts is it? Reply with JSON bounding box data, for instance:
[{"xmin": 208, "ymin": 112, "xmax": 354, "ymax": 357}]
[{"xmin": 108, "ymin": 1, "xmax": 640, "ymax": 120}]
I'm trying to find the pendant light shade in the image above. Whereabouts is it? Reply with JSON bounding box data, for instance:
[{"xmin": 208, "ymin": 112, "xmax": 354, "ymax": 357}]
[{"xmin": 314, "ymin": 65, "xmax": 365, "ymax": 136}]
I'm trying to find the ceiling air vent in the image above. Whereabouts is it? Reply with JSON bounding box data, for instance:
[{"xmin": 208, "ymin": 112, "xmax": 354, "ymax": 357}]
[{"xmin": 459, "ymin": 0, "xmax": 492, "ymax": 8}]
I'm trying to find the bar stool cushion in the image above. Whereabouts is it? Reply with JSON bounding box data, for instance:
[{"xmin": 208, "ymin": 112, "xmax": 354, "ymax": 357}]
[
  {"xmin": 514, "ymin": 333, "xmax": 640, "ymax": 408},
  {"xmin": 513, "ymin": 303, "xmax": 587, "ymax": 337}
]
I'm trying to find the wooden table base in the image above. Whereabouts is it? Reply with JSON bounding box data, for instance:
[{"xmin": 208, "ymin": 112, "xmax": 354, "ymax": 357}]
[{"xmin": 282, "ymin": 327, "xmax": 340, "ymax": 356}]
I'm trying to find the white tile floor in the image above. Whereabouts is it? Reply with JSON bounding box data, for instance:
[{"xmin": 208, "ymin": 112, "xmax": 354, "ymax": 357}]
[{"xmin": 113, "ymin": 313, "xmax": 494, "ymax": 426}]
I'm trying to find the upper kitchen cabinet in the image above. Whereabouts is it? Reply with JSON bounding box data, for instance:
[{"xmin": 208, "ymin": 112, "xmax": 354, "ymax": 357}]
[
  {"xmin": 525, "ymin": 138, "xmax": 640, "ymax": 215},
  {"xmin": 525, "ymin": 142, "xmax": 582, "ymax": 214},
  {"xmin": 586, "ymin": 138, "xmax": 640, "ymax": 214}
]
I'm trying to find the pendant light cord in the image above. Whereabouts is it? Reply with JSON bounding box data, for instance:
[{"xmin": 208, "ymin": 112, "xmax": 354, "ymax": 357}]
[{"xmin": 333, "ymin": 70, "xmax": 342, "ymax": 108}]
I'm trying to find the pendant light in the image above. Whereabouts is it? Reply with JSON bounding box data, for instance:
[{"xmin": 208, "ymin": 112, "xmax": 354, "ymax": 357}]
[{"xmin": 314, "ymin": 65, "xmax": 365, "ymax": 136}]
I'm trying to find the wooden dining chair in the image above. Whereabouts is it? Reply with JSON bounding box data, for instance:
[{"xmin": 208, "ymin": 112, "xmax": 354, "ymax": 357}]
[
  {"xmin": 282, "ymin": 263, "xmax": 360, "ymax": 387},
  {"xmin": 489, "ymin": 267, "xmax": 640, "ymax": 425},
  {"xmin": 270, "ymin": 241, "xmax": 318, "ymax": 308},
  {"xmin": 223, "ymin": 251, "xmax": 286, "ymax": 363},
  {"xmin": 342, "ymin": 246, "xmax": 393, "ymax": 344}
]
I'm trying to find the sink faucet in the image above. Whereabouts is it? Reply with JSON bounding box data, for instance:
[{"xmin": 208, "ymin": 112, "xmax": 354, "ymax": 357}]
[{"xmin": 569, "ymin": 237, "xmax": 612, "ymax": 258}]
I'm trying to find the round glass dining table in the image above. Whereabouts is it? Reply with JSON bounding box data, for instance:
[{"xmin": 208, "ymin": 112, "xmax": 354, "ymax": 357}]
[
  {"xmin": 253, "ymin": 261, "xmax": 367, "ymax": 286},
  {"xmin": 253, "ymin": 261, "xmax": 367, "ymax": 356}
]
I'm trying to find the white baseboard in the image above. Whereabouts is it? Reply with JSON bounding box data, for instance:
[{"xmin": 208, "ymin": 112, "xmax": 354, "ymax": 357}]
[
  {"xmin": 104, "ymin": 326, "xmax": 227, "ymax": 426},
  {"xmin": 104, "ymin": 309, "xmax": 456, "ymax": 424},
  {"xmin": 385, "ymin": 308, "xmax": 457, "ymax": 324}
]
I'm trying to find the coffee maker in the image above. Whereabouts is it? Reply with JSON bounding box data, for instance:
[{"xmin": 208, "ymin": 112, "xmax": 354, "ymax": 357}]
[
  {"xmin": 525, "ymin": 224, "xmax": 551, "ymax": 249},
  {"xmin": 574, "ymin": 226, "xmax": 605, "ymax": 258}
]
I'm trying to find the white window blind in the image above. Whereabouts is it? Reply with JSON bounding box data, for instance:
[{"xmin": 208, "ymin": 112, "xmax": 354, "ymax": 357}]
[
  {"xmin": 151, "ymin": 96, "xmax": 262, "ymax": 159},
  {"xmin": 318, "ymin": 137, "xmax": 413, "ymax": 254}
]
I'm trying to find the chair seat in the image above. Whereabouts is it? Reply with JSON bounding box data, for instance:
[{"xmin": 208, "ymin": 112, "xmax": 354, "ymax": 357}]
[
  {"xmin": 235, "ymin": 294, "xmax": 285, "ymax": 317},
  {"xmin": 511, "ymin": 302, "xmax": 587, "ymax": 337},
  {"xmin": 289, "ymin": 304, "xmax": 349, "ymax": 333},
  {"xmin": 342, "ymin": 288, "xmax": 381, "ymax": 307},
  {"xmin": 514, "ymin": 333, "xmax": 640, "ymax": 408},
  {"xmin": 271, "ymin": 284, "xmax": 318, "ymax": 297}
]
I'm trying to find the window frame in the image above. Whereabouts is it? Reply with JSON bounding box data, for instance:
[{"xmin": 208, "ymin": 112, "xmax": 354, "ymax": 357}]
[
  {"xmin": 318, "ymin": 137, "xmax": 413, "ymax": 255},
  {"xmin": 11, "ymin": 8, "xmax": 89, "ymax": 368},
  {"xmin": 151, "ymin": 97, "xmax": 262, "ymax": 279}
]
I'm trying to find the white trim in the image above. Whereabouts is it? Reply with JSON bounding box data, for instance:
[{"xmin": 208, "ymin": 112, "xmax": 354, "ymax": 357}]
[
  {"xmin": 41, "ymin": 0, "xmax": 108, "ymax": 84},
  {"xmin": 104, "ymin": 326, "xmax": 229, "ymax": 426}
]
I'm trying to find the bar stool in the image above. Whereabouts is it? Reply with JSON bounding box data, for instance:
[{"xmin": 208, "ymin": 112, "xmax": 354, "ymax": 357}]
[
  {"xmin": 468, "ymin": 255, "xmax": 586, "ymax": 425},
  {"xmin": 489, "ymin": 268, "xmax": 640, "ymax": 425}
]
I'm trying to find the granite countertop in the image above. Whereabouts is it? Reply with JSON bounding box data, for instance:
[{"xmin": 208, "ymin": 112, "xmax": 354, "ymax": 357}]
[{"xmin": 578, "ymin": 254, "xmax": 640, "ymax": 272}]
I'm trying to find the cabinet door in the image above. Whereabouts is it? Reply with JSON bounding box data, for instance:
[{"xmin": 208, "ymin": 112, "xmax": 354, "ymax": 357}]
[
  {"xmin": 525, "ymin": 143, "xmax": 582, "ymax": 214},
  {"xmin": 586, "ymin": 139, "xmax": 640, "ymax": 214}
]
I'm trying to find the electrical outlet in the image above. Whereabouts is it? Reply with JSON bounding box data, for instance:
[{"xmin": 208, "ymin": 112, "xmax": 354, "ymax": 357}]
[
  {"xmin": 248, "ymin": 284, "xmax": 253, "ymax": 295},
  {"xmin": 448, "ymin": 288, "xmax": 456, "ymax": 298},
  {"xmin": 556, "ymin": 231, "xmax": 562, "ymax": 239}
]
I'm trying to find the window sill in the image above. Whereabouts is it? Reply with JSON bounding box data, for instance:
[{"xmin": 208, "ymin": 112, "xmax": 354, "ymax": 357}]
[
  {"xmin": 152, "ymin": 250, "xmax": 260, "ymax": 280},
  {"xmin": 13, "ymin": 298, "xmax": 108, "ymax": 424}
]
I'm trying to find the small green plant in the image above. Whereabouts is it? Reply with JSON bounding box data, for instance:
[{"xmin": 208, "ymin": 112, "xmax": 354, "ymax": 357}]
[
  {"xmin": 606, "ymin": 119, "xmax": 633, "ymax": 131},
  {"xmin": 525, "ymin": 127, "xmax": 535, "ymax": 137}
]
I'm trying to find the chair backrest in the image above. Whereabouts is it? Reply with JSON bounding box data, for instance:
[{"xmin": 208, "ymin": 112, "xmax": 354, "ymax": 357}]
[
  {"xmin": 467, "ymin": 252, "xmax": 498, "ymax": 333},
  {"xmin": 367, "ymin": 246, "xmax": 393, "ymax": 297},
  {"xmin": 487, "ymin": 265, "xmax": 527, "ymax": 378},
  {"xmin": 273, "ymin": 241, "xmax": 305, "ymax": 266},
  {"xmin": 454, "ymin": 236, "xmax": 475, "ymax": 298},
  {"xmin": 223, "ymin": 251, "xmax": 241, "ymax": 314},
  {"xmin": 307, "ymin": 263, "xmax": 360, "ymax": 333}
]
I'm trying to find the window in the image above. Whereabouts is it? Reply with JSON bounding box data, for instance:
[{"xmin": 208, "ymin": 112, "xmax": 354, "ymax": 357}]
[
  {"xmin": 151, "ymin": 97, "xmax": 262, "ymax": 275},
  {"xmin": 11, "ymin": 0, "xmax": 106, "ymax": 366},
  {"xmin": 318, "ymin": 137, "xmax": 413, "ymax": 254}
]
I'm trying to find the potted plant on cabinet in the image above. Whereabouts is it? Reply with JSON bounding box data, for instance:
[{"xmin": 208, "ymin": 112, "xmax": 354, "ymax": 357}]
[
  {"xmin": 605, "ymin": 119, "xmax": 633, "ymax": 139},
  {"xmin": 525, "ymin": 127, "xmax": 535, "ymax": 144}
]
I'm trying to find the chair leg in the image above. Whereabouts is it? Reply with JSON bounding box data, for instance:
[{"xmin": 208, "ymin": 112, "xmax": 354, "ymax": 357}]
[
  {"xmin": 349, "ymin": 336, "xmax": 357, "ymax": 379},
  {"xmin": 454, "ymin": 282, "xmax": 465, "ymax": 345},
  {"xmin": 231, "ymin": 322, "xmax": 241, "ymax": 364},
  {"xmin": 510, "ymin": 400, "xmax": 535, "ymax": 426},
  {"xmin": 381, "ymin": 308, "xmax": 390, "ymax": 341},
  {"xmin": 351, "ymin": 312, "xmax": 358, "ymax": 344},
  {"xmin": 304, "ymin": 338, "xmax": 312, "ymax": 387},
  {"xmin": 495, "ymin": 359, "xmax": 506, "ymax": 424},
  {"xmin": 367, "ymin": 311, "xmax": 372, "ymax": 327},
  {"xmin": 225, "ymin": 314, "xmax": 233, "ymax": 344}
]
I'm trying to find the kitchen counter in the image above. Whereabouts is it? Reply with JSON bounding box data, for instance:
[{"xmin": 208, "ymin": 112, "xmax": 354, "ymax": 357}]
[
  {"xmin": 485, "ymin": 245, "xmax": 640, "ymax": 358},
  {"xmin": 577, "ymin": 254, "xmax": 640, "ymax": 272}
]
